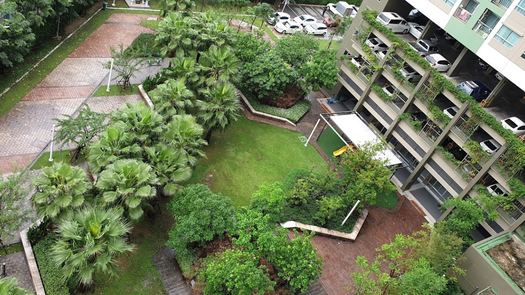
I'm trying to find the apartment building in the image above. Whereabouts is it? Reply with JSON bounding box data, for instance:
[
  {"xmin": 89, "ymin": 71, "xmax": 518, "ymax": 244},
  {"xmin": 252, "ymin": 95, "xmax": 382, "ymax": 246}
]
[{"xmin": 324, "ymin": 0, "xmax": 525, "ymax": 293}]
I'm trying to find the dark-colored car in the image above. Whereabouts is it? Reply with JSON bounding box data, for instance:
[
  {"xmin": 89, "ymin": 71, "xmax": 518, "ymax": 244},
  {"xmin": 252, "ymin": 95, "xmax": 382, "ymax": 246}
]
[
  {"xmin": 457, "ymin": 80, "xmax": 492, "ymax": 102},
  {"xmin": 407, "ymin": 9, "xmax": 429, "ymax": 25}
]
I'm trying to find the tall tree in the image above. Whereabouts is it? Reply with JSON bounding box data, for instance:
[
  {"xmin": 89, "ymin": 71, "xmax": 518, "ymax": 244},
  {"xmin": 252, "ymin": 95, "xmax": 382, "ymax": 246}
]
[
  {"xmin": 441, "ymin": 196, "xmax": 488, "ymax": 244},
  {"xmin": 273, "ymin": 33, "xmax": 319, "ymax": 68},
  {"xmin": 54, "ymin": 104, "xmax": 108, "ymax": 161},
  {"xmin": 248, "ymin": 3, "xmax": 274, "ymax": 30},
  {"xmin": 95, "ymin": 159, "xmax": 158, "ymax": 221},
  {"xmin": 196, "ymin": 82, "xmax": 241, "ymax": 142},
  {"xmin": 161, "ymin": 114, "xmax": 207, "ymax": 166},
  {"xmin": 0, "ymin": 3, "xmax": 35, "ymax": 74},
  {"xmin": 0, "ymin": 171, "xmax": 32, "ymax": 254},
  {"xmin": 32, "ymin": 162, "xmax": 92, "ymax": 222},
  {"xmin": 300, "ymin": 48, "xmax": 339, "ymax": 93},
  {"xmin": 51, "ymin": 206, "xmax": 134, "ymax": 290}
]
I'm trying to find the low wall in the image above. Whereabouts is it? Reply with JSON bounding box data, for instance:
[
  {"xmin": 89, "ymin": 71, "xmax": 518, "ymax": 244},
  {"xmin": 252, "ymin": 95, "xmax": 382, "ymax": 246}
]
[
  {"xmin": 281, "ymin": 209, "xmax": 369, "ymax": 241},
  {"xmin": 237, "ymin": 90, "xmax": 297, "ymax": 128},
  {"xmin": 20, "ymin": 229, "xmax": 45, "ymax": 295}
]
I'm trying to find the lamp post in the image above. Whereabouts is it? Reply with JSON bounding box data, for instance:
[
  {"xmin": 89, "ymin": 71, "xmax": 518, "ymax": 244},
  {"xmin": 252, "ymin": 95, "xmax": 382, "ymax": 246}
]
[
  {"xmin": 112, "ymin": 0, "xmax": 116, "ymax": 6},
  {"xmin": 1, "ymin": 263, "xmax": 6, "ymax": 278},
  {"xmin": 106, "ymin": 59, "xmax": 114, "ymax": 92},
  {"xmin": 49, "ymin": 124, "xmax": 55, "ymax": 162}
]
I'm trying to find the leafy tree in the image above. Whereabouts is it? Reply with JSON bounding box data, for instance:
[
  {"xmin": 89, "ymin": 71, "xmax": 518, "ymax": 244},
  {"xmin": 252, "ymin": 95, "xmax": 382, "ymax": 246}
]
[
  {"xmin": 249, "ymin": 182, "xmax": 287, "ymax": 224},
  {"xmin": 32, "ymin": 162, "xmax": 92, "ymax": 222},
  {"xmin": 0, "ymin": 171, "xmax": 32, "ymax": 254},
  {"xmin": 161, "ymin": 56, "xmax": 202, "ymax": 88},
  {"xmin": 441, "ymin": 196, "xmax": 487, "ymax": 244},
  {"xmin": 166, "ymin": 184, "xmax": 235, "ymax": 256},
  {"xmin": 327, "ymin": 16, "xmax": 353, "ymax": 49},
  {"xmin": 273, "ymin": 33, "xmax": 319, "ymax": 67},
  {"xmin": 104, "ymin": 44, "xmax": 144, "ymax": 89},
  {"xmin": 242, "ymin": 51, "xmax": 299, "ymax": 100},
  {"xmin": 54, "ymin": 104, "xmax": 108, "ymax": 161},
  {"xmin": 15, "ymin": 0, "xmax": 54, "ymax": 28},
  {"xmin": 232, "ymin": 33, "xmax": 271, "ymax": 64},
  {"xmin": 198, "ymin": 249, "xmax": 275, "ymax": 294},
  {"xmin": 233, "ymin": 209, "xmax": 281, "ymax": 253},
  {"xmin": 144, "ymin": 143, "xmax": 192, "ymax": 196},
  {"xmin": 95, "ymin": 159, "xmax": 158, "ymax": 221},
  {"xmin": 0, "ymin": 276, "xmax": 34, "ymax": 295},
  {"xmin": 248, "ymin": 3, "xmax": 274, "ymax": 30},
  {"xmin": 196, "ymin": 82, "xmax": 241, "ymax": 142},
  {"xmin": 149, "ymin": 78, "xmax": 195, "ymax": 119},
  {"xmin": 0, "ymin": 3, "xmax": 35, "ymax": 74},
  {"xmin": 161, "ymin": 114, "xmax": 207, "ymax": 166},
  {"xmin": 159, "ymin": 0, "xmax": 195, "ymax": 17},
  {"xmin": 88, "ymin": 125, "xmax": 141, "ymax": 173},
  {"xmin": 300, "ymin": 49, "xmax": 339, "ymax": 93},
  {"xmin": 51, "ymin": 206, "xmax": 134, "ymax": 289},
  {"xmin": 109, "ymin": 102, "xmax": 165, "ymax": 147}
]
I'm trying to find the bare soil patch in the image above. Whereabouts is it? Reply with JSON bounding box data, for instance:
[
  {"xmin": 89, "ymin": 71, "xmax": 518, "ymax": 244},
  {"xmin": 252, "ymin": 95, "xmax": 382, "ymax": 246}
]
[{"xmin": 487, "ymin": 237, "xmax": 525, "ymax": 291}]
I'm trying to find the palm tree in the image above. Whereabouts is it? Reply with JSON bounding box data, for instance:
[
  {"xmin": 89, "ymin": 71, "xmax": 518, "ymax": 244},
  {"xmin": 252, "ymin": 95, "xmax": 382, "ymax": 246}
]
[
  {"xmin": 51, "ymin": 206, "xmax": 134, "ymax": 290},
  {"xmin": 162, "ymin": 114, "xmax": 207, "ymax": 166},
  {"xmin": 162, "ymin": 56, "xmax": 202, "ymax": 88},
  {"xmin": 0, "ymin": 277, "xmax": 34, "ymax": 295},
  {"xmin": 148, "ymin": 79, "xmax": 195, "ymax": 119},
  {"xmin": 196, "ymin": 82, "xmax": 241, "ymax": 142},
  {"xmin": 110, "ymin": 102, "xmax": 165, "ymax": 146},
  {"xmin": 88, "ymin": 124, "xmax": 142, "ymax": 173},
  {"xmin": 198, "ymin": 45, "xmax": 241, "ymax": 86},
  {"xmin": 95, "ymin": 159, "xmax": 158, "ymax": 221},
  {"xmin": 145, "ymin": 143, "xmax": 192, "ymax": 196},
  {"xmin": 32, "ymin": 162, "xmax": 92, "ymax": 222}
]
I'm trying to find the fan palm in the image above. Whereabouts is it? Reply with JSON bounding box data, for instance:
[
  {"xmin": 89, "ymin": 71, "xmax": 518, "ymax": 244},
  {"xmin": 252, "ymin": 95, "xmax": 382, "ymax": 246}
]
[
  {"xmin": 162, "ymin": 114, "xmax": 207, "ymax": 166},
  {"xmin": 51, "ymin": 206, "xmax": 134, "ymax": 289},
  {"xmin": 196, "ymin": 82, "xmax": 241, "ymax": 142},
  {"xmin": 32, "ymin": 162, "xmax": 92, "ymax": 222},
  {"xmin": 95, "ymin": 159, "xmax": 158, "ymax": 221},
  {"xmin": 149, "ymin": 79, "xmax": 195, "ymax": 119},
  {"xmin": 145, "ymin": 143, "xmax": 192, "ymax": 196},
  {"xmin": 110, "ymin": 102, "xmax": 165, "ymax": 146},
  {"xmin": 198, "ymin": 45, "xmax": 241, "ymax": 86},
  {"xmin": 0, "ymin": 277, "xmax": 33, "ymax": 295}
]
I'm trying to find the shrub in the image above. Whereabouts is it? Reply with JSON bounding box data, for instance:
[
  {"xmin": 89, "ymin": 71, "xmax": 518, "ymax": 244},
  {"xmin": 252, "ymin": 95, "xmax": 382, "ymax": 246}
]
[
  {"xmin": 33, "ymin": 234, "xmax": 69, "ymax": 295},
  {"xmin": 250, "ymin": 182, "xmax": 287, "ymax": 223},
  {"xmin": 27, "ymin": 217, "xmax": 51, "ymax": 245},
  {"xmin": 125, "ymin": 33, "xmax": 160, "ymax": 57}
]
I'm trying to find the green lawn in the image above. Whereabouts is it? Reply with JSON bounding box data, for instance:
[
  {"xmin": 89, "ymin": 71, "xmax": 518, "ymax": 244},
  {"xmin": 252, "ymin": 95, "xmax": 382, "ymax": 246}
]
[
  {"xmin": 93, "ymin": 84, "xmax": 140, "ymax": 96},
  {"xmin": 187, "ymin": 117, "xmax": 327, "ymax": 207}
]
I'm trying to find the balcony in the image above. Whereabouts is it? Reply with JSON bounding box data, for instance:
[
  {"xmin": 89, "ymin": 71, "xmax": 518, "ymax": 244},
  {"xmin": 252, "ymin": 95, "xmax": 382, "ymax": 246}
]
[
  {"xmin": 491, "ymin": 0, "xmax": 512, "ymax": 10},
  {"xmin": 454, "ymin": 6, "xmax": 473, "ymax": 23}
]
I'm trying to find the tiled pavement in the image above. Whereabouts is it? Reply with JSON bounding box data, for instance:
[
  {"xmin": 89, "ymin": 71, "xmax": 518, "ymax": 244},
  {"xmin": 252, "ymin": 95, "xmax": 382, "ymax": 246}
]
[{"xmin": 0, "ymin": 252, "xmax": 35, "ymax": 293}]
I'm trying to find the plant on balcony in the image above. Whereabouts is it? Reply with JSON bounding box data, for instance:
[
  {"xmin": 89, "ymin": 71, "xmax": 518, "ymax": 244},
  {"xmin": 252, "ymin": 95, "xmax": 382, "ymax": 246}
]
[
  {"xmin": 371, "ymin": 83, "xmax": 393, "ymax": 102},
  {"xmin": 435, "ymin": 146, "xmax": 464, "ymax": 166},
  {"xmin": 464, "ymin": 140, "xmax": 490, "ymax": 164},
  {"xmin": 400, "ymin": 113, "xmax": 423, "ymax": 131},
  {"xmin": 428, "ymin": 104, "xmax": 451, "ymax": 125}
]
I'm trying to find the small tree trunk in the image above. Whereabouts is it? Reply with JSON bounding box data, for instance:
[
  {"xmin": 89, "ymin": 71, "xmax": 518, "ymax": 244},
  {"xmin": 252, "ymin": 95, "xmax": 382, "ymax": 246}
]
[
  {"xmin": 251, "ymin": 16, "xmax": 257, "ymax": 30},
  {"xmin": 205, "ymin": 129, "xmax": 212, "ymax": 143},
  {"xmin": 0, "ymin": 238, "xmax": 7, "ymax": 255}
]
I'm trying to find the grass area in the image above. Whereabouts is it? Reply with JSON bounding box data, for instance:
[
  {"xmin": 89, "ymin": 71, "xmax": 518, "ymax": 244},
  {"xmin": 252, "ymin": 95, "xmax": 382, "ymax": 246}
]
[
  {"xmin": 317, "ymin": 126, "xmax": 345, "ymax": 158},
  {"xmin": 319, "ymin": 39, "xmax": 342, "ymax": 51},
  {"xmin": 93, "ymin": 84, "xmax": 140, "ymax": 96},
  {"xmin": 0, "ymin": 243, "xmax": 24, "ymax": 257},
  {"xmin": 140, "ymin": 19, "xmax": 160, "ymax": 30},
  {"xmin": 31, "ymin": 150, "xmax": 77, "ymax": 169},
  {"xmin": 375, "ymin": 191, "xmax": 399, "ymax": 210},
  {"xmin": 187, "ymin": 116, "xmax": 327, "ymax": 207}
]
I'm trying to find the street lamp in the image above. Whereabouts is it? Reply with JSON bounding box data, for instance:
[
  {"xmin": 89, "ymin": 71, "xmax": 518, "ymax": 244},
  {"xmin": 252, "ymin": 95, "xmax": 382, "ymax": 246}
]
[
  {"xmin": 107, "ymin": 59, "xmax": 114, "ymax": 92},
  {"xmin": 49, "ymin": 124, "xmax": 55, "ymax": 162}
]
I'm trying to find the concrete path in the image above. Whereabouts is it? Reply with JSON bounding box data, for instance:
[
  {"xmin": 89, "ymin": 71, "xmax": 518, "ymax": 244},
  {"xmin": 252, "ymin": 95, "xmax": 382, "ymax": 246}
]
[
  {"xmin": 0, "ymin": 252, "xmax": 35, "ymax": 293},
  {"xmin": 152, "ymin": 246, "xmax": 192, "ymax": 295}
]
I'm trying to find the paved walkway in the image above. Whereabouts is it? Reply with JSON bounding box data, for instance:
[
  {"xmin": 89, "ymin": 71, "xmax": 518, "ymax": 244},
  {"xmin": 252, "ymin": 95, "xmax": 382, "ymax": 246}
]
[
  {"xmin": 0, "ymin": 252, "xmax": 35, "ymax": 293},
  {"xmin": 152, "ymin": 246, "xmax": 192, "ymax": 295}
]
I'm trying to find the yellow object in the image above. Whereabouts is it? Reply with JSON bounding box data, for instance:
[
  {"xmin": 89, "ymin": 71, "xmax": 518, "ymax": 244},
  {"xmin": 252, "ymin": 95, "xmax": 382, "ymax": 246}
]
[{"xmin": 333, "ymin": 145, "xmax": 350, "ymax": 157}]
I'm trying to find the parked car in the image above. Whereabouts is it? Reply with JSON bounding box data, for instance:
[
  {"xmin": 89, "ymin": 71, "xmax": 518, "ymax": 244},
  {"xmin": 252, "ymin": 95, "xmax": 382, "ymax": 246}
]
[
  {"xmin": 495, "ymin": 72, "xmax": 504, "ymax": 81},
  {"xmin": 350, "ymin": 55, "xmax": 369, "ymax": 69},
  {"xmin": 274, "ymin": 21, "xmax": 302, "ymax": 34},
  {"xmin": 382, "ymin": 85, "xmax": 396, "ymax": 97},
  {"xmin": 443, "ymin": 106, "xmax": 459, "ymax": 119},
  {"xmin": 327, "ymin": 1, "xmax": 358, "ymax": 18},
  {"xmin": 407, "ymin": 9, "xmax": 429, "ymax": 25},
  {"xmin": 408, "ymin": 39, "xmax": 439, "ymax": 56},
  {"xmin": 365, "ymin": 38, "xmax": 388, "ymax": 52},
  {"xmin": 375, "ymin": 50, "xmax": 388, "ymax": 60},
  {"xmin": 478, "ymin": 58, "xmax": 490, "ymax": 70},
  {"xmin": 376, "ymin": 12, "xmax": 410, "ymax": 33},
  {"xmin": 501, "ymin": 117, "xmax": 525, "ymax": 136},
  {"xmin": 267, "ymin": 12, "xmax": 290, "ymax": 25},
  {"xmin": 323, "ymin": 16, "xmax": 343, "ymax": 27},
  {"xmin": 480, "ymin": 139, "xmax": 501, "ymax": 155},
  {"xmin": 303, "ymin": 23, "xmax": 328, "ymax": 35},
  {"xmin": 400, "ymin": 65, "xmax": 422, "ymax": 83},
  {"xmin": 457, "ymin": 80, "xmax": 492, "ymax": 102},
  {"xmin": 293, "ymin": 14, "xmax": 317, "ymax": 27},
  {"xmin": 425, "ymin": 54, "xmax": 451, "ymax": 72},
  {"xmin": 408, "ymin": 22, "xmax": 439, "ymax": 43},
  {"xmin": 487, "ymin": 183, "xmax": 508, "ymax": 197}
]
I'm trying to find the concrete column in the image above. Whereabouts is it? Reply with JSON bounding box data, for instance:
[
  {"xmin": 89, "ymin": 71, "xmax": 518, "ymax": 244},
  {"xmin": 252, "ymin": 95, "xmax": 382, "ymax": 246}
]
[
  {"xmin": 420, "ymin": 22, "xmax": 439, "ymax": 41},
  {"xmin": 482, "ymin": 78, "xmax": 509, "ymax": 107},
  {"xmin": 353, "ymin": 48, "xmax": 391, "ymax": 113},
  {"xmin": 400, "ymin": 101, "xmax": 470, "ymax": 191},
  {"xmin": 447, "ymin": 46, "xmax": 475, "ymax": 77}
]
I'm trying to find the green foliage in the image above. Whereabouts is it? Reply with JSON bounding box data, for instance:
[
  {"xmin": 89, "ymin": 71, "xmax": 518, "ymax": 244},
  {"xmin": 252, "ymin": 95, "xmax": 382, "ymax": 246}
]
[
  {"xmin": 231, "ymin": 32, "xmax": 271, "ymax": 64},
  {"xmin": 96, "ymin": 159, "xmax": 158, "ymax": 221},
  {"xmin": 166, "ymin": 184, "xmax": 235, "ymax": 256},
  {"xmin": 125, "ymin": 33, "xmax": 160, "ymax": 57},
  {"xmin": 144, "ymin": 144, "xmax": 192, "ymax": 196},
  {"xmin": 0, "ymin": 171, "xmax": 32, "ymax": 249},
  {"xmin": 199, "ymin": 249, "xmax": 275, "ymax": 294},
  {"xmin": 142, "ymin": 72, "xmax": 167, "ymax": 92},
  {"xmin": 198, "ymin": 45, "xmax": 241, "ymax": 85},
  {"xmin": 395, "ymin": 258, "xmax": 448, "ymax": 295},
  {"xmin": 105, "ymin": 44, "xmax": 145, "ymax": 89},
  {"xmin": 33, "ymin": 234, "xmax": 70, "ymax": 295},
  {"xmin": 149, "ymin": 78, "xmax": 195, "ymax": 118},
  {"xmin": 442, "ymin": 197, "xmax": 487, "ymax": 244},
  {"xmin": 301, "ymin": 49, "xmax": 339, "ymax": 93},
  {"xmin": 0, "ymin": 276, "xmax": 33, "ymax": 295},
  {"xmin": 233, "ymin": 209, "xmax": 280, "ymax": 252},
  {"xmin": 110, "ymin": 102, "xmax": 165, "ymax": 147},
  {"xmin": 27, "ymin": 217, "xmax": 51, "ymax": 245},
  {"xmin": 399, "ymin": 112, "xmax": 423, "ymax": 131},
  {"xmin": 315, "ymin": 196, "xmax": 344, "ymax": 225},
  {"xmin": 274, "ymin": 33, "xmax": 319, "ymax": 67},
  {"xmin": 196, "ymin": 82, "xmax": 242, "ymax": 136},
  {"xmin": 435, "ymin": 146, "xmax": 464, "ymax": 166},
  {"xmin": 371, "ymin": 83, "xmax": 393, "ymax": 102},
  {"xmin": 249, "ymin": 182, "xmax": 287, "ymax": 224},
  {"xmin": 281, "ymin": 168, "xmax": 312, "ymax": 192},
  {"xmin": 0, "ymin": 2, "xmax": 35, "ymax": 72},
  {"xmin": 51, "ymin": 206, "xmax": 134, "ymax": 288},
  {"xmin": 32, "ymin": 162, "xmax": 92, "ymax": 222},
  {"xmin": 159, "ymin": 0, "xmax": 196, "ymax": 16},
  {"xmin": 161, "ymin": 114, "xmax": 207, "ymax": 166}
]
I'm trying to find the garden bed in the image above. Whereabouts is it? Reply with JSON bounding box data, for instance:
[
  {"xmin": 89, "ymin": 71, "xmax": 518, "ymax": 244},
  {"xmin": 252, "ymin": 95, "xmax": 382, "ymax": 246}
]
[{"xmin": 486, "ymin": 235, "xmax": 525, "ymax": 291}]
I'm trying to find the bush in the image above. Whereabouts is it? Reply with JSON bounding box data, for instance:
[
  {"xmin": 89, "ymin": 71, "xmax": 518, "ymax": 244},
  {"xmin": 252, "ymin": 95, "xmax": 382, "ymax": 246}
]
[
  {"xmin": 143, "ymin": 72, "xmax": 166, "ymax": 92},
  {"xmin": 125, "ymin": 33, "xmax": 160, "ymax": 57},
  {"xmin": 250, "ymin": 182, "xmax": 287, "ymax": 224},
  {"xmin": 33, "ymin": 234, "xmax": 69, "ymax": 295},
  {"xmin": 27, "ymin": 217, "xmax": 51, "ymax": 245}
]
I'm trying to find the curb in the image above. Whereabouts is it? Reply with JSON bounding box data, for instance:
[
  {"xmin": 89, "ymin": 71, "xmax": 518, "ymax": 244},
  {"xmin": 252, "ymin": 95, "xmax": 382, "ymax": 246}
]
[
  {"xmin": 20, "ymin": 229, "xmax": 45, "ymax": 295},
  {"xmin": 237, "ymin": 90, "xmax": 297, "ymax": 128}
]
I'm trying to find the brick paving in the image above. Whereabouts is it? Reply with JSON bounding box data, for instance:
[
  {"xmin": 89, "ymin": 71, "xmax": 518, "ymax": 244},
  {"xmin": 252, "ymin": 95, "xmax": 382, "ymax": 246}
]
[
  {"xmin": 23, "ymin": 86, "xmax": 95, "ymax": 101},
  {"xmin": 0, "ymin": 252, "xmax": 35, "ymax": 293}
]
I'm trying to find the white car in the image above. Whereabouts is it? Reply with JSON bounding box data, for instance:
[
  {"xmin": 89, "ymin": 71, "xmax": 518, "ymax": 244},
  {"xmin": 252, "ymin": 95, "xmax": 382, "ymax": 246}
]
[
  {"xmin": 495, "ymin": 72, "xmax": 504, "ymax": 81},
  {"xmin": 443, "ymin": 106, "xmax": 459, "ymax": 119},
  {"xmin": 408, "ymin": 22, "xmax": 439, "ymax": 43},
  {"xmin": 382, "ymin": 85, "xmax": 396, "ymax": 97},
  {"xmin": 487, "ymin": 183, "xmax": 508, "ymax": 197},
  {"xmin": 400, "ymin": 65, "xmax": 422, "ymax": 83},
  {"xmin": 303, "ymin": 23, "xmax": 328, "ymax": 35},
  {"xmin": 274, "ymin": 21, "xmax": 302, "ymax": 34},
  {"xmin": 365, "ymin": 38, "xmax": 388, "ymax": 52},
  {"xmin": 501, "ymin": 117, "xmax": 525, "ymax": 136},
  {"xmin": 425, "ymin": 54, "xmax": 451, "ymax": 72},
  {"xmin": 375, "ymin": 50, "xmax": 388, "ymax": 60},
  {"xmin": 293, "ymin": 14, "xmax": 317, "ymax": 27},
  {"xmin": 267, "ymin": 12, "xmax": 290, "ymax": 25},
  {"xmin": 480, "ymin": 139, "xmax": 501, "ymax": 155}
]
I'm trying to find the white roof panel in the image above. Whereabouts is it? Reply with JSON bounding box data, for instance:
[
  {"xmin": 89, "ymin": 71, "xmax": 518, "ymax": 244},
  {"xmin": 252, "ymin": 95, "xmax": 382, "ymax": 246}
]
[{"xmin": 330, "ymin": 114, "xmax": 402, "ymax": 166}]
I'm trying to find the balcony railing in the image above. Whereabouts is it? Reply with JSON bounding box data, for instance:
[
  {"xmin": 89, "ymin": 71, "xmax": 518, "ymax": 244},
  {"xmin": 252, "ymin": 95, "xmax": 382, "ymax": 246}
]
[
  {"xmin": 492, "ymin": 0, "xmax": 512, "ymax": 9},
  {"xmin": 473, "ymin": 20, "xmax": 493, "ymax": 39},
  {"xmin": 454, "ymin": 7, "xmax": 473, "ymax": 23}
]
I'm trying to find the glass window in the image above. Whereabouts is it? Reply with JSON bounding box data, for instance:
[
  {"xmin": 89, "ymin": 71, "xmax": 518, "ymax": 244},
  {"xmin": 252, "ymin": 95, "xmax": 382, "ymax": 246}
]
[
  {"xmin": 495, "ymin": 26, "xmax": 521, "ymax": 49},
  {"xmin": 442, "ymin": 0, "xmax": 457, "ymax": 7},
  {"xmin": 516, "ymin": 0, "xmax": 525, "ymax": 16}
]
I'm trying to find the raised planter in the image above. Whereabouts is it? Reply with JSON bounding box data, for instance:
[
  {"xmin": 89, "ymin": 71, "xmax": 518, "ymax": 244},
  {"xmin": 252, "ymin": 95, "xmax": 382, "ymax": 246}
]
[
  {"xmin": 20, "ymin": 228, "xmax": 45, "ymax": 295},
  {"xmin": 280, "ymin": 209, "xmax": 369, "ymax": 241}
]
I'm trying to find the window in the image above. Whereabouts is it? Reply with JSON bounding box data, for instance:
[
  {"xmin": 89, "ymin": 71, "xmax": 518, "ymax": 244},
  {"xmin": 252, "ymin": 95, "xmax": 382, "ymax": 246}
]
[
  {"xmin": 442, "ymin": 0, "xmax": 457, "ymax": 7},
  {"xmin": 493, "ymin": 0, "xmax": 512, "ymax": 8},
  {"xmin": 516, "ymin": 0, "xmax": 525, "ymax": 16},
  {"xmin": 494, "ymin": 25, "xmax": 521, "ymax": 49}
]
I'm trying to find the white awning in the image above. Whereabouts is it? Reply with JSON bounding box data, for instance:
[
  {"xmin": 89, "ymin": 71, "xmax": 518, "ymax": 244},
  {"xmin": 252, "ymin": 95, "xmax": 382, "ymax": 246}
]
[{"xmin": 330, "ymin": 114, "xmax": 402, "ymax": 166}]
